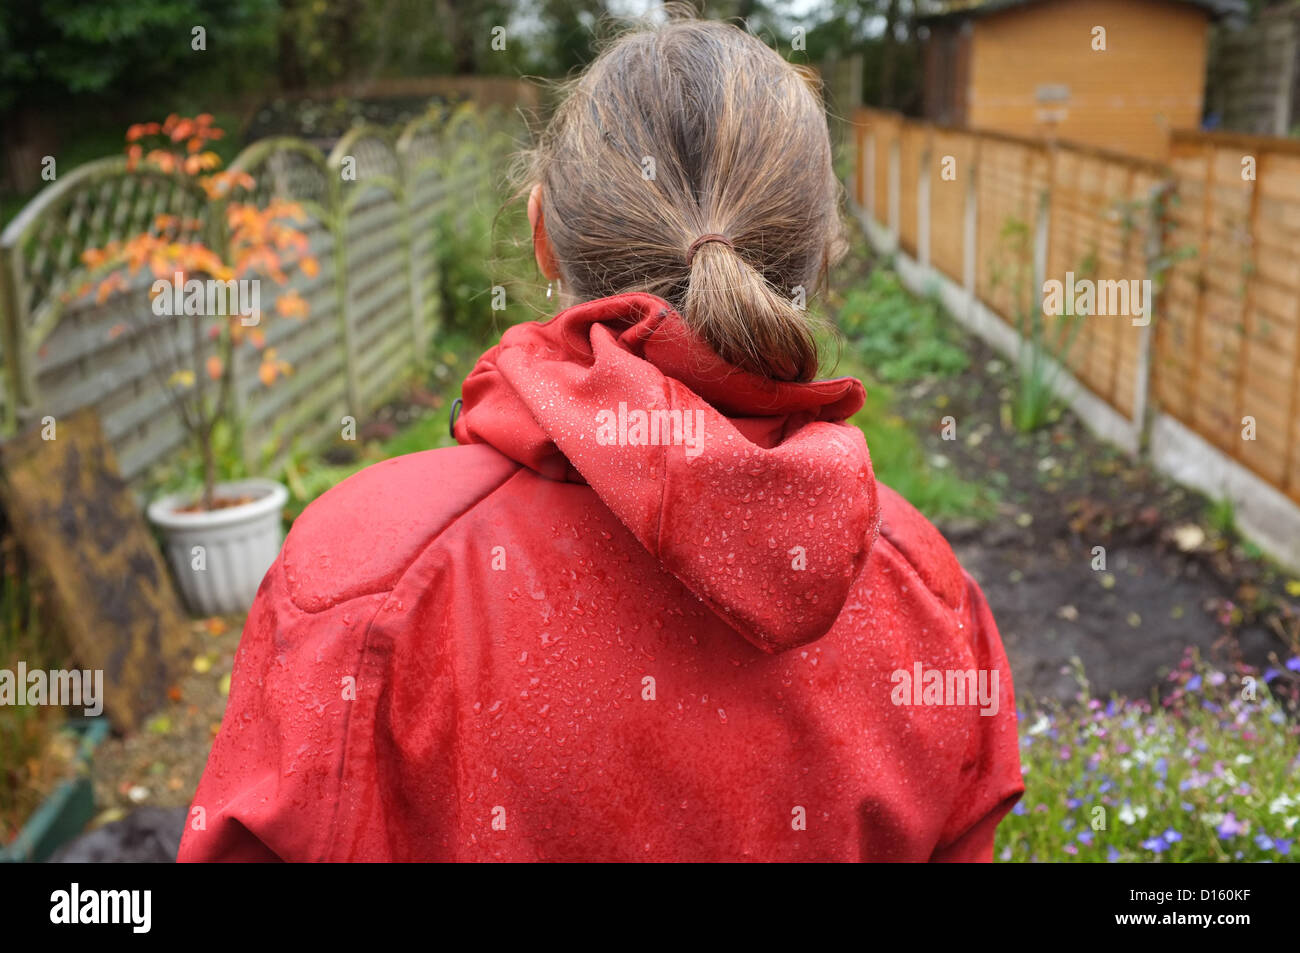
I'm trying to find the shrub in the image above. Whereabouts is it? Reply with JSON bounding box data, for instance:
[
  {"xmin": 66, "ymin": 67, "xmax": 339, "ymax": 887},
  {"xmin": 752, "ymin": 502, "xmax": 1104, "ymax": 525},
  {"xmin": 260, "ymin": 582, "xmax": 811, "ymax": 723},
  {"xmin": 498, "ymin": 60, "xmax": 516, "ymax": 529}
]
[{"xmin": 836, "ymin": 270, "xmax": 968, "ymax": 382}]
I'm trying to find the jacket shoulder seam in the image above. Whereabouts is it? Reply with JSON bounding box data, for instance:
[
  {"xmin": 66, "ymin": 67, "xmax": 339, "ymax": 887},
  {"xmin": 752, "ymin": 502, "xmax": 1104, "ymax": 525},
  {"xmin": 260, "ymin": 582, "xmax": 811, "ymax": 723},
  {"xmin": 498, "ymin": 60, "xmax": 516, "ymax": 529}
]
[
  {"xmin": 875, "ymin": 532, "xmax": 966, "ymax": 616},
  {"xmin": 286, "ymin": 455, "xmax": 522, "ymax": 615},
  {"xmin": 321, "ymin": 463, "xmax": 527, "ymax": 860}
]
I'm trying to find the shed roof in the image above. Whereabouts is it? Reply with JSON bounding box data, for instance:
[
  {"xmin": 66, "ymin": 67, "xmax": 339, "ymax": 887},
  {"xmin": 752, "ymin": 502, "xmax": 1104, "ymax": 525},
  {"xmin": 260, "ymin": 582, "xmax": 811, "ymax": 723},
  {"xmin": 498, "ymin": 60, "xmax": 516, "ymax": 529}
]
[{"xmin": 919, "ymin": 0, "xmax": 1247, "ymax": 24}]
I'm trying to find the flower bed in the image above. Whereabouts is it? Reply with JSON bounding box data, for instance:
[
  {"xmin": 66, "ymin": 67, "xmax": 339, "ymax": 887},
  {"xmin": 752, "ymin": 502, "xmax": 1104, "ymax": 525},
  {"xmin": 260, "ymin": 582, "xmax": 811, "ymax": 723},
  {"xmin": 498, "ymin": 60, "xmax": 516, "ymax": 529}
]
[{"xmin": 998, "ymin": 653, "xmax": 1300, "ymax": 862}]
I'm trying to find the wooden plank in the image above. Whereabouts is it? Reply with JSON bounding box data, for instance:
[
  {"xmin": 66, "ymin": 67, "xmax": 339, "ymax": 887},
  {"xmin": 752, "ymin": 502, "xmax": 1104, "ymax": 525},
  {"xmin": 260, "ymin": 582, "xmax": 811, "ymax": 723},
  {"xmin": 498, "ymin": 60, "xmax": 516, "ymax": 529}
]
[{"xmin": 0, "ymin": 410, "xmax": 188, "ymax": 731}]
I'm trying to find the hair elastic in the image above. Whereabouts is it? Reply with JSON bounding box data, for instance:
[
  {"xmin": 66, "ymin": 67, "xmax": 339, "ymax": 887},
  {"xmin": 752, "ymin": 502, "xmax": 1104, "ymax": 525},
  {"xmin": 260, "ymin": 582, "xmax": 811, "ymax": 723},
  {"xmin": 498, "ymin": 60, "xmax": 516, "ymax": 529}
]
[{"xmin": 685, "ymin": 233, "xmax": 734, "ymax": 267}]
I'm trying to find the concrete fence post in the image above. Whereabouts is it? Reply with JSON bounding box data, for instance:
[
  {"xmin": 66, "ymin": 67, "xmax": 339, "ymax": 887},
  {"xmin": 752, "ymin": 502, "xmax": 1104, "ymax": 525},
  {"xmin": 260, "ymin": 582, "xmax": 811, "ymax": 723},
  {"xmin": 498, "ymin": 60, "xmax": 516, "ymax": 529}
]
[
  {"xmin": 888, "ymin": 138, "xmax": 901, "ymax": 239},
  {"xmin": 963, "ymin": 145, "xmax": 978, "ymax": 296},
  {"xmin": 918, "ymin": 143, "xmax": 931, "ymax": 269}
]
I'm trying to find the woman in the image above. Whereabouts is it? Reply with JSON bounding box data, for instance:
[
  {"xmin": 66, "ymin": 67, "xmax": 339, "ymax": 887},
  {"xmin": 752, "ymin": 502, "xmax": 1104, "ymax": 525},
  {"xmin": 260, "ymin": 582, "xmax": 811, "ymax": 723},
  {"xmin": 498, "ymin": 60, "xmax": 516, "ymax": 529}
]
[{"xmin": 179, "ymin": 13, "xmax": 1022, "ymax": 863}]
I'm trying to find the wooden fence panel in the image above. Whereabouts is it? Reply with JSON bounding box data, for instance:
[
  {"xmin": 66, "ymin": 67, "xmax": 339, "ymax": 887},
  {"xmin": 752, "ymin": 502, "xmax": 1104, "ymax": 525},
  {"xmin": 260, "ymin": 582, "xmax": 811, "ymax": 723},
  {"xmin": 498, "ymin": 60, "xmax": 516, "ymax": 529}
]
[
  {"xmin": 865, "ymin": 110, "xmax": 900, "ymax": 230},
  {"xmin": 929, "ymin": 129, "xmax": 975, "ymax": 286},
  {"xmin": 225, "ymin": 140, "xmax": 344, "ymax": 468},
  {"xmin": 0, "ymin": 109, "xmax": 516, "ymax": 485},
  {"xmin": 1156, "ymin": 140, "xmax": 1209, "ymax": 423},
  {"xmin": 399, "ymin": 117, "xmax": 450, "ymax": 354},
  {"xmin": 1044, "ymin": 149, "xmax": 1159, "ymax": 419},
  {"xmin": 1242, "ymin": 149, "xmax": 1300, "ymax": 497},
  {"xmin": 1158, "ymin": 133, "xmax": 1300, "ymax": 498},
  {"xmin": 975, "ymin": 137, "xmax": 1048, "ymax": 324},
  {"xmin": 344, "ymin": 185, "xmax": 414, "ymax": 410},
  {"xmin": 239, "ymin": 220, "xmax": 346, "ymax": 467}
]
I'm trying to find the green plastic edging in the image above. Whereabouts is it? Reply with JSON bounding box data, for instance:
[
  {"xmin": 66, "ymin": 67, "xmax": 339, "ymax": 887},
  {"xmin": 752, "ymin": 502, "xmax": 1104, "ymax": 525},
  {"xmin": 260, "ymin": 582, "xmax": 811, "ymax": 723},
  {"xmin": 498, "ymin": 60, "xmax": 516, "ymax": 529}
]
[{"xmin": 0, "ymin": 717, "xmax": 110, "ymax": 863}]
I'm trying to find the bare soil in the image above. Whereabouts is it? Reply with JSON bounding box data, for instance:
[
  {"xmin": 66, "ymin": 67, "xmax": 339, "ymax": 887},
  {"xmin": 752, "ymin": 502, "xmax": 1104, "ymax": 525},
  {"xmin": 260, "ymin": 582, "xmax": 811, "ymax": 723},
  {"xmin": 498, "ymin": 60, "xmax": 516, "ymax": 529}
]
[{"xmin": 909, "ymin": 338, "xmax": 1298, "ymax": 707}]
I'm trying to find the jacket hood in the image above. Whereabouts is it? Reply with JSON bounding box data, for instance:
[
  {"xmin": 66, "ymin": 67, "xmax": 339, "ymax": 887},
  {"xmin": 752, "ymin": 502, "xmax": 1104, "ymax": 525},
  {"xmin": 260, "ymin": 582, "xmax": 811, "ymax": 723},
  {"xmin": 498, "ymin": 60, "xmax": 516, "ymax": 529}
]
[{"xmin": 453, "ymin": 292, "xmax": 880, "ymax": 654}]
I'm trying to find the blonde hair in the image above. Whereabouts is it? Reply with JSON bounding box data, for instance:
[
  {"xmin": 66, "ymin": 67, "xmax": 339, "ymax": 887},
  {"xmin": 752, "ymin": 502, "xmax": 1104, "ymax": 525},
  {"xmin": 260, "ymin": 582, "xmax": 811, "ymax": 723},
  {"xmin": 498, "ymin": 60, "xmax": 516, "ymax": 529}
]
[{"xmin": 523, "ymin": 10, "xmax": 843, "ymax": 381}]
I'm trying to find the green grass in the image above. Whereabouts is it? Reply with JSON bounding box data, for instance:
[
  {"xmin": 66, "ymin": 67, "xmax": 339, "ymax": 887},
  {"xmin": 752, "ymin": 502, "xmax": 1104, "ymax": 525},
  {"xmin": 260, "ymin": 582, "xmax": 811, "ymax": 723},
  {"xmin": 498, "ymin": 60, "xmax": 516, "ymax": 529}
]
[
  {"xmin": 279, "ymin": 362, "xmax": 465, "ymax": 521},
  {"xmin": 833, "ymin": 348, "xmax": 990, "ymax": 521},
  {"xmin": 837, "ymin": 269, "xmax": 969, "ymax": 383},
  {"xmin": 997, "ymin": 654, "xmax": 1300, "ymax": 862},
  {"xmin": 826, "ymin": 263, "xmax": 992, "ymax": 522}
]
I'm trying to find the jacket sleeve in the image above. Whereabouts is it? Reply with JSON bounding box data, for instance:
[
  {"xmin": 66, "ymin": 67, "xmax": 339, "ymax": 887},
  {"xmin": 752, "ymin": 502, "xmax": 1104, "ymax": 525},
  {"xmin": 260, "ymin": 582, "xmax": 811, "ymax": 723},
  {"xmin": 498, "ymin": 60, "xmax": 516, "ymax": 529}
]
[
  {"xmin": 929, "ymin": 571, "xmax": 1025, "ymax": 863},
  {"xmin": 177, "ymin": 554, "xmax": 384, "ymax": 862}
]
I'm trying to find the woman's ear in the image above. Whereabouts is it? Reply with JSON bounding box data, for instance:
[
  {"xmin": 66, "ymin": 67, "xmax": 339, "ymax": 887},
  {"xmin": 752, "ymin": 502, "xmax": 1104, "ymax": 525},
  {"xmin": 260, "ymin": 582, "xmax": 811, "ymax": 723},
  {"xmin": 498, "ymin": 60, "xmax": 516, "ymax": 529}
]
[{"xmin": 528, "ymin": 184, "xmax": 561, "ymax": 280}]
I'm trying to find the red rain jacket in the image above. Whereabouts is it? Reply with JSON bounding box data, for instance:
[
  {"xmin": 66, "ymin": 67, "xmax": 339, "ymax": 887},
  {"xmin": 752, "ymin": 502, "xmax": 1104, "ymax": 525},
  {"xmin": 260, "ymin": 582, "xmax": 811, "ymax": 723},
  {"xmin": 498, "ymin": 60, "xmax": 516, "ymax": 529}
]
[{"xmin": 179, "ymin": 293, "xmax": 1023, "ymax": 863}]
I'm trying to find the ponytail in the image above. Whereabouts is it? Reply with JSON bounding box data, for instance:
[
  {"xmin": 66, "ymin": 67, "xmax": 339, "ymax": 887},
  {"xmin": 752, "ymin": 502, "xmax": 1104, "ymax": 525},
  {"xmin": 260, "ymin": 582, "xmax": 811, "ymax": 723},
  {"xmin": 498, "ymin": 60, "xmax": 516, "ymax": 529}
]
[
  {"xmin": 682, "ymin": 239, "xmax": 819, "ymax": 381},
  {"xmin": 524, "ymin": 11, "xmax": 842, "ymax": 382}
]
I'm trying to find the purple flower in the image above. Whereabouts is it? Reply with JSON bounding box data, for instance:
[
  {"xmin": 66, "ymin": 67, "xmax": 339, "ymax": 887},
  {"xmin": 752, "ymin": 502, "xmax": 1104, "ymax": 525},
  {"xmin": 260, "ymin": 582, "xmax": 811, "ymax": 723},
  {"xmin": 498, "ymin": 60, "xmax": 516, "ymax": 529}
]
[
  {"xmin": 1207, "ymin": 671, "xmax": 1226, "ymax": 687},
  {"xmin": 1255, "ymin": 834, "xmax": 1274, "ymax": 850},
  {"xmin": 1217, "ymin": 813, "xmax": 1247, "ymax": 839},
  {"xmin": 1263, "ymin": 667, "xmax": 1280, "ymax": 683},
  {"xmin": 1162, "ymin": 829, "xmax": 1182, "ymax": 844},
  {"xmin": 1286, "ymin": 656, "xmax": 1300, "ymax": 672},
  {"xmin": 1142, "ymin": 836, "xmax": 1167, "ymax": 853},
  {"xmin": 1013, "ymin": 800, "xmax": 1027, "ymax": 816},
  {"xmin": 1107, "ymin": 845, "xmax": 1121, "ymax": 862},
  {"xmin": 1063, "ymin": 844, "xmax": 1078, "ymax": 855},
  {"xmin": 1276, "ymin": 839, "xmax": 1292, "ymax": 856},
  {"xmin": 1187, "ymin": 675, "xmax": 1202, "ymax": 691},
  {"xmin": 1067, "ymin": 798, "xmax": 1081, "ymax": 809},
  {"xmin": 1078, "ymin": 831, "xmax": 1094, "ymax": 846}
]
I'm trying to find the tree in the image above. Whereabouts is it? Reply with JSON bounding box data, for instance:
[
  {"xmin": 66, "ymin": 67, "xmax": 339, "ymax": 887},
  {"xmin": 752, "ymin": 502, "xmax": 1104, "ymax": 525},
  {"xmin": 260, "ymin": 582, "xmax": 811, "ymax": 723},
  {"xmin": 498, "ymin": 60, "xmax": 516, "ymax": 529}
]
[
  {"xmin": 0, "ymin": 0, "xmax": 276, "ymax": 112},
  {"xmin": 78, "ymin": 116, "xmax": 315, "ymax": 509}
]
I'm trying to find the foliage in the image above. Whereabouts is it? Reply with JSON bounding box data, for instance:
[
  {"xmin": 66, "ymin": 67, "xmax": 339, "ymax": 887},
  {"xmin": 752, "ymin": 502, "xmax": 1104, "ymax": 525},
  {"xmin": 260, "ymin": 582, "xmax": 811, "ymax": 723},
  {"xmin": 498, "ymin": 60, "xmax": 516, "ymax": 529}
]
[
  {"xmin": 145, "ymin": 418, "xmax": 250, "ymax": 499},
  {"xmin": 433, "ymin": 158, "xmax": 542, "ymax": 342},
  {"xmin": 1207, "ymin": 496, "xmax": 1238, "ymax": 538},
  {"xmin": 822, "ymin": 326, "xmax": 991, "ymax": 521},
  {"xmin": 791, "ymin": 0, "xmax": 925, "ymax": 112},
  {"xmin": 837, "ymin": 269, "xmax": 968, "ymax": 382},
  {"xmin": 434, "ymin": 198, "xmax": 499, "ymax": 338},
  {"xmin": 0, "ymin": 0, "xmax": 275, "ymax": 111},
  {"xmin": 0, "ymin": 539, "xmax": 68, "ymax": 845},
  {"xmin": 79, "ymin": 116, "xmax": 316, "ymax": 509},
  {"xmin": 997, "ymin": 653, "xmax": 1300, "ymax": 862},
  {"xmin": 845, "ymin": 372, "xmax": 991, "ymax": 521},
  {"xmin": 279, "ymin": 348, "xmax": 470, "ymax": 520}
]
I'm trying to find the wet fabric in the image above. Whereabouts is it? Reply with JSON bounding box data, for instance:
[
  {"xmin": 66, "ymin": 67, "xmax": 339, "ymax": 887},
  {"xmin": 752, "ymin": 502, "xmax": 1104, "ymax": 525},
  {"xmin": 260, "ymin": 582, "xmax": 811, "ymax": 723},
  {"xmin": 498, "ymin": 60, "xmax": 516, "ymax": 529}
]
[{"xmin": 179, "ymin": 293, "xmax": 1023, "ymax": 862}]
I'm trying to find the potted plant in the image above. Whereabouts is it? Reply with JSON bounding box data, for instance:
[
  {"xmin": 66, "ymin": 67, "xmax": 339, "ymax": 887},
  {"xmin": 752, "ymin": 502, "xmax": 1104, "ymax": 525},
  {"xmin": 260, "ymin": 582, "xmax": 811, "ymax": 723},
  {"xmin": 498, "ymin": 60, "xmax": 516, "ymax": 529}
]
[{"xmin": 80, "ymin": 115, "xmax": 316, "ymax": 615}]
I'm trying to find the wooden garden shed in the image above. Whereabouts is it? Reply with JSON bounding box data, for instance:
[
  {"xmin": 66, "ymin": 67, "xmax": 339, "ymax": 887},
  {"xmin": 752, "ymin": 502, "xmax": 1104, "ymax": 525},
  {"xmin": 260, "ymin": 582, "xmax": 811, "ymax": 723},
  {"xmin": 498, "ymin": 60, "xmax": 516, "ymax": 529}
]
[{"xmin": 919, "ymin": 0, "xmax": 1246, "ymax": 159}]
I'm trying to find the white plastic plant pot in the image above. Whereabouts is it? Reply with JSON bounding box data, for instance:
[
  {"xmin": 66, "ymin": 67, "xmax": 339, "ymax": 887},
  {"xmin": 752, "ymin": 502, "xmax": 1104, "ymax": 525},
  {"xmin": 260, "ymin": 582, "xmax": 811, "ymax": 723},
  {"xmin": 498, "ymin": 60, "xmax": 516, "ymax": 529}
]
[{"xmin": 147, "ymin": 478, "xmax": 289, "ymax": 616}]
